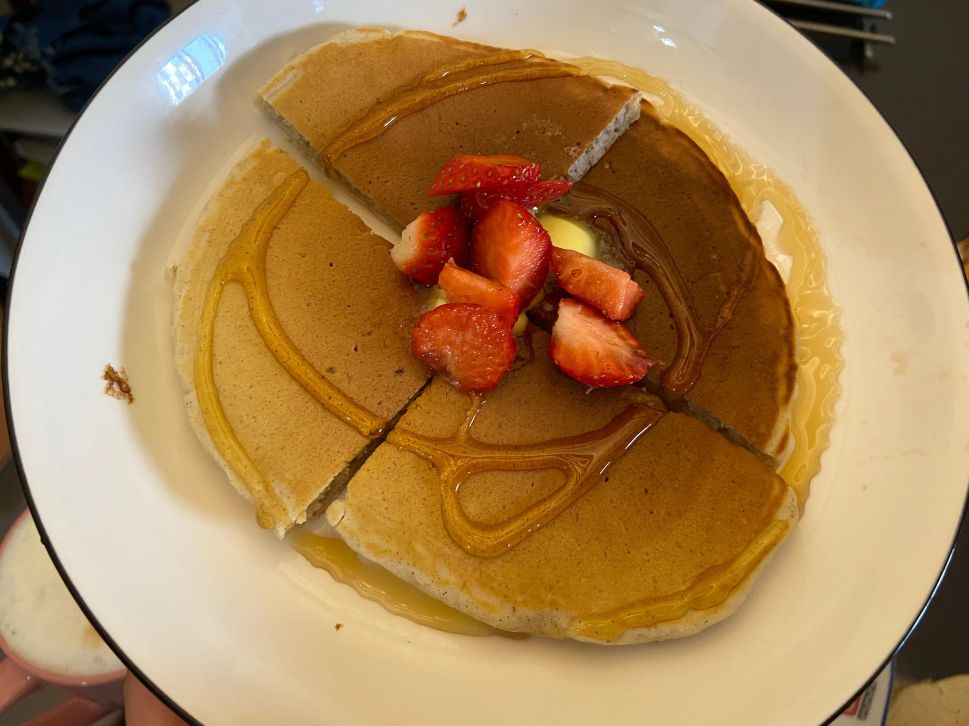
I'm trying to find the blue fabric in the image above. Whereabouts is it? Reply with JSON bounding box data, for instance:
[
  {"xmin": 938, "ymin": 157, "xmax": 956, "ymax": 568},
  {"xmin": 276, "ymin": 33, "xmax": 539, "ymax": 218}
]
[{"xmin": 0, "ymin": 0, "xmax": 170, "ymax": 110}]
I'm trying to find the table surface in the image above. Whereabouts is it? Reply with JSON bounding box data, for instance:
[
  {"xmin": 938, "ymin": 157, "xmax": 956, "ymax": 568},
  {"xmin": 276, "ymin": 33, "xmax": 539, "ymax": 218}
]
[{"xmin": 1, "ymin": 1, "xmax": 967, "ymax": 723}]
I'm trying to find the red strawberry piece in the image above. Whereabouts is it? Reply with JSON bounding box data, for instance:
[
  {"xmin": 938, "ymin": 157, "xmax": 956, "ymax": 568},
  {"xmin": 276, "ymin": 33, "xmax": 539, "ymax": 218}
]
[
  {"xmin": 550, "ymin": 298, "xmax": 655, "ymax": 388},
  {"xmin": 411, "ymin": 303, "xmax": 517, "ymax": 392},
  {"xmin": 392, "ymin": 206, "xmax": 470, "ymax": 285},
  {"xmin": 429, "ymin": 154, "xmax": 542, "ymax": 196},
  {"xmin": 551, "ymin": 247, "xmax": 644, "ymax": 321},
  {"xmin": 438, "ymin": 259, "xmax": 520, "ymax": 327},
  {"xmin": 471, "ymin": 200, "xmax": 551, "ymax": 307},
  {"xmin": 460, "ymin": 179, "xmax": 573, "ymax": 222}
]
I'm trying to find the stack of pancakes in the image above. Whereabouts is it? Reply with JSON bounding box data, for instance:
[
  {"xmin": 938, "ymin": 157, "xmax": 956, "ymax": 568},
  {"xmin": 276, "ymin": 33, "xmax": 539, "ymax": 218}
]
[{"xmin": 172, "ymin": 29, "xmax": 799, "ymax": 643}]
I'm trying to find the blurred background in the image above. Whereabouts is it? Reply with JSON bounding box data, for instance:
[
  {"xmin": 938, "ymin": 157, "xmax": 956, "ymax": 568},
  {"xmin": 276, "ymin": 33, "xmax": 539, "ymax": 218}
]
[{"xmin": 0, "ymin": 1, "xmax": 966, "ymax": 723}]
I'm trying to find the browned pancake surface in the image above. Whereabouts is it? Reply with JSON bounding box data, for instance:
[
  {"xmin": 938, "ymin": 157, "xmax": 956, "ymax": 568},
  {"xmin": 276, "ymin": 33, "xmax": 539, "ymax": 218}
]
[
  {"xmin": 332, "ymin": 74, "xmax": 640, "ymax": 226},
  {"xmin": 332, "ymin": 336, "xmax": 795, "ymax": 642},
  {"xmin": 174, "ymin": 142, "xmax": 429, "ymax": 533},
  {"xmin": 261, "ymin": 29, "xmax": 639, "ymax": 227},
  {"xmin": 583, "ymin": 103, "xmax": 796, "ymax": 451}
]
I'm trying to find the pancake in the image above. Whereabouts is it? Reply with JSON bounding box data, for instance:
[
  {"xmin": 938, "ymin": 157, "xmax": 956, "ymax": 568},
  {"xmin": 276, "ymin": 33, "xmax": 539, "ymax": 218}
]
[
  {"xmin": 172, "ymin": 141, "xmax": 430, "ymax": 535},
  {"xmin": 328, "ymin": 333, "xmax": 798, "ymax": 643},
  {"xmin": 172, "ymin": 28, "xmax": 810, "ymax": 643},
  {"xmin": 259, "ymin": 28, "xmax": 642, "ymax": 227},
  {"xmin": 577, "ymin": 102, "xmax": 796, "ymax": 456}
]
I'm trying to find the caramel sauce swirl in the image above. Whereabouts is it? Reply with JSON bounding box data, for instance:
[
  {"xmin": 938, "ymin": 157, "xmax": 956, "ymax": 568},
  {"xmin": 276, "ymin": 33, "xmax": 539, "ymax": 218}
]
[
  {"xmin": 567, "ymin": 57, "xmax": 843, "ymax": 505},
  {"xmin": 325, "ymin": 50, "xmax": 583, "ymax": 161},
  {"xmin": 549, "ymin": 185, "xmax": 757, "ymax": 396}
]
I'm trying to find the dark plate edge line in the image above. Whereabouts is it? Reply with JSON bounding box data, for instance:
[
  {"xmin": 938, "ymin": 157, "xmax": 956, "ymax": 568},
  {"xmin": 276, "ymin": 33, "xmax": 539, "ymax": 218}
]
[
  {"xmin": 3, "ymin": 2, "xmax": 202, "ymax": 723},
  {"xmin": 2, "ymin": 1, "xmax": 967, "ymax": 724},
  {"xmin": 742, "ymin": 2, "xmax": 969, "ymax": 722}
]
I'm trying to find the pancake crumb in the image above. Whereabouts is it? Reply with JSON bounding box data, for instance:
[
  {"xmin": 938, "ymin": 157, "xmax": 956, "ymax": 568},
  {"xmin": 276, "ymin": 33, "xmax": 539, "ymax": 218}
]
[
  {"xmin": 334, "ymin": 623, "xmax": 343, "ymax": 631},
  {"xmin": 453, "ymin": 7, "xmax": 467, "ymax": 26},
  {"xmin": 103, "ymin": 364, "xmax": 134, "ymax": 404}
]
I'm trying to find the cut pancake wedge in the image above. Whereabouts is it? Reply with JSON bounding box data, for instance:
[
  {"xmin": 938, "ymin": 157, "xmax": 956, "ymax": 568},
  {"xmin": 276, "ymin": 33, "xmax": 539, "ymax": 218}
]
[
  {"xmin": 259, "ymin": 28, "xmax": 642, "ymax": 227},
  {"xmin": 580, "ymin": 102, "xmax": 797, "ymax": 458},
  {"xmin": 172, "ymin": 141, "xmax": 430, "ymax": 535}
]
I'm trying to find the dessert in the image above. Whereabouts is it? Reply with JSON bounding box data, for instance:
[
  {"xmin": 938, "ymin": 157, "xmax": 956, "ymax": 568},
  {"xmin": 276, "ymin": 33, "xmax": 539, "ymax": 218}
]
[{"xmin": 172, "ymin": 27, "xmax": 835, "ymax": 643}]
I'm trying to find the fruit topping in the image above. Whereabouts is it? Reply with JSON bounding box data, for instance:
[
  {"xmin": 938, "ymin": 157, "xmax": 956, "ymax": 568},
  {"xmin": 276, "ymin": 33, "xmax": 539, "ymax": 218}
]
[
  {"xmin": 551, "ymin": 247, "xmax": 644, "ymax": 321},
  {"xmin": 550, "ymin": 298, "xmax": 655, "ymax": 388},
  {"xmin": 411, "ymin": 303, "xmax": 517, "ymax": 392},
  {"xmin": 391, "ymin": 206, "xmax": 470, "ymax": 285},
  {"xmin": 471, "ymin": 200, "xmax": 551, "ymax": 307},
  {"xmin": 459, "ymin": 179, "xmax": 573, "ymax": 222},
  {"xmin": 428, "ymin": 154, "xmax": 541, "ymax": 196},
  {"xmin": 395, "ymin": 153, "xmax": 652, "ymax": 393},
  {"xmin": 438, "ymin": 259, "xmax": 520, "ymax": 326}
]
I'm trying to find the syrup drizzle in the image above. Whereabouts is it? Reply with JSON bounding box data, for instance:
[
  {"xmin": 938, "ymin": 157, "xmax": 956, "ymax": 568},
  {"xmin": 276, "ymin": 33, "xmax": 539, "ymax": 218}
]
[
  {"xmin": 572, "ymin": 517, "xmax": 789, "ymax": 640},
  {"xmin": 567, "ymin": 57, "xmax": 844, "ymax": 506},
  {"xmin": 193, "ymin": 170, "xmax": 387, "ymax": 529},
  {"xmin": 291, "ymin": 531, "xmax": 508, "ymax": 637},
  {"xmin": 388, "ymin": 401, "xmax": 663, "ymax": 557},
  {"xmin": 325, "ymin": 50, "xmax": 583, "ymax": 162}
]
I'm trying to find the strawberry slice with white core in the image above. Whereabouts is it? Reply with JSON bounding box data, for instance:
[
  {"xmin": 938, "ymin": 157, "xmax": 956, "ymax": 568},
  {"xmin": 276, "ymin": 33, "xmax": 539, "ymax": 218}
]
[
  {"xmin": 411, "ymin": 303, "xmax": 517, "ymax": 392},
  {"xmin": 438, "ymin": 259, "xmax": 520, "ymax": 327},
  {"xmin": 429, "ymin": 154, "xmax": 542, "ymax": 196},
  {"xmin": 392, "ymin": 206, "xmax": 470, "ymax": 285},
  {"xmin": 551, "ymin": 247, "xmax": 644, "ymax": 321},
  {"xmin": 550, "ymin": 298, "xmax": 655, "ymax": 388},
  {"xmin": 471, "ymin": 199, "xmax": 551, "ymax": 307},
  {"xmin": 459, "ymin": 179, "xmax": 573, "ymax": 222}
]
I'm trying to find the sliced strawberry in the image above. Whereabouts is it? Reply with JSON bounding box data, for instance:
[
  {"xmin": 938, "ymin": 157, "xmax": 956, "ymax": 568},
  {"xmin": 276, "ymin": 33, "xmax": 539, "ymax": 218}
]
[
  {"xmin": 551, "ymin": 247, "xmax": 644, "ymax": 321},
  {"xmin": 471, "ymin": 200, "xmax": 551, "ymax": 307},
  {"xmin": 391, "ymin": 206, "xmax": 470, "ymax": 285},
  {"xmin": 550, "ymin": 298, "xmax": 655, "ymax": 388},
  {"xmin": 411, "ymin": 303, "xmax": 517, "ymax": 392},
  {"xmin": 429, "ymin": 154, "xmax": 542, "ymax": 196},
  {"xmin": 460, "ymin": 179, "xmax": 573, "ymax": 222},
  {"xmin": 438, "ymin": 259, "xmax": 520, "ymax": 326}
]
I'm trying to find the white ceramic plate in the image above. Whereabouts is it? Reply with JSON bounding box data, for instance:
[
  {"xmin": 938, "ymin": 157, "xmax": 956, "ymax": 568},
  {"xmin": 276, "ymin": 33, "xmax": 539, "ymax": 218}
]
[{"xmin": 7, "ymin": 1, "xmax": 969, "ymax": 724}]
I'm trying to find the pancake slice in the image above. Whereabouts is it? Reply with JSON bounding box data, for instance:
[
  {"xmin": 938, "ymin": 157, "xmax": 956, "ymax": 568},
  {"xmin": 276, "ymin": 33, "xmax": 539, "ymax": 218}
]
[
  {"xmin": 328, "ymin": 333, "xmax": 798, "ymax": 643},
  {"xmin": 173, "ymin": 140, "xmax": 430, "ymax": 535},
  {"xmin": 580, "ymin": 102, "xmax": 796, "ymax": 457},
  {"xmin": 259, "ymin": 28, "xmax": 641, "ymax": 227}
]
